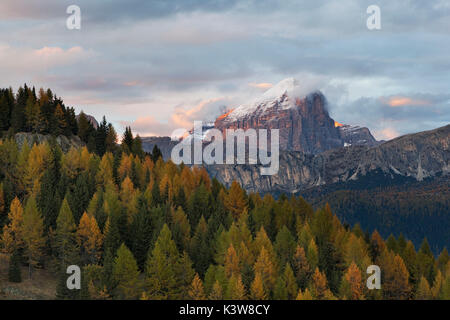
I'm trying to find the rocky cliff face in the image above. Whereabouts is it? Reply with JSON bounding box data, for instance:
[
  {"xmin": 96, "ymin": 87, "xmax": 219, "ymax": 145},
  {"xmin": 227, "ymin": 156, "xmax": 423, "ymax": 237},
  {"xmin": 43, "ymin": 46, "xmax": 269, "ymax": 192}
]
[
  {"xmin": 141, "ymin": 136, "xmax": 178, "ymax": 160},
  {"xmin": 14, "ymin": 132, "xmax": 84, "ymax": 152},
  {"xmin": 76, "ymin": 113, "xmax": 99, "ymax": 129},
  {"xmin": 205, "ymin": 124, "xmax": 450, "ymax": 194},
  {"xmin": 338, "ymin": 124, "xmax": 380, "ymax": 147},
  {"xmin": 214, "ymin": 78, "xmax": 344, "ymax": 154}
]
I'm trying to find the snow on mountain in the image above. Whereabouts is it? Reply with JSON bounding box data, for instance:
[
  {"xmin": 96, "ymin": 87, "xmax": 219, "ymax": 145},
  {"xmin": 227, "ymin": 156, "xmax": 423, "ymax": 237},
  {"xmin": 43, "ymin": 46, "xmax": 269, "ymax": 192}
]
[{"xmin": 227, "ymin": 78, "xmax": 313, "ymax": 121}]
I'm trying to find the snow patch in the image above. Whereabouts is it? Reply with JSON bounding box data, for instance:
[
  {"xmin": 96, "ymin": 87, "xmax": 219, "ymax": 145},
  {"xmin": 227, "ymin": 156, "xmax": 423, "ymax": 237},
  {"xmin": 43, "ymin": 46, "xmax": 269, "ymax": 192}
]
[{"xmin": 227, "ymin": 78, "xmax": 319, "ymax": 121}]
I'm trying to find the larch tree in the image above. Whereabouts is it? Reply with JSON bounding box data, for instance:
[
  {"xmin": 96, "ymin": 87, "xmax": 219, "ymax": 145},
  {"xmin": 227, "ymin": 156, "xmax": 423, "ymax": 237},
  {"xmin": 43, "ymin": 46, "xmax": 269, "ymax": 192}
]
[
  {"xmin": 306, "ymin": 239, "xmax": 319, "ymax": 271},
  {"xmin": 339, "ymin": 262, "xmax": 364, "ymax": 300},
  {"xmin": 1, "ymin": 197, "xmax": 24, "ymax": 253},
  {"xmin": 293, "ymin": 246, "xmax": 311, "ymax": 290},
  {"xmin": 310, "ymin": 268, "xmax": 334, "ymax": 300},
  {"xmin": 416, "ymin": 276, "xmax": 432, "ymax": 300},
  {"xmin": 77, "ymin": 212, "xmax": 103, "ymax": 265},
  {"xmin": 381, "ymin": 251, "xmax": 411, "ymax": 300},
  {"xmin": 250, "ymin": 272, "xmax": 267, "ymax": 300},
  {"xmin": 253, "ymin": 247, "xmax": 276, "ymax": 293},
  {"xmin": 189, "ymin": 273, "xmax": 206, "ymax": 300},
  {"xmin": 296, "ymin": 288, "xmax": 314, "ymax": 300},
  {"xmin": 222, "ymin": 181, "xmax": 248, "ymax": 221},
  {"xmin": 431, "ymin": 270, "xmax": 443, "ymax": 299},
  {"xmin": 145, "ymin": 224, "xmax": 181, "ymax": 299},
  {"xmin": 225, "ymin": 243, "xmax": 240, "ymax": 278},
  {"xmin": 226, "ymin": 273, "xmax": 246, "ymax": 300},
  {"xmin": 209, "ymin": 280, "xmax": 223, "ymax": 300},
  {"xmin": 171, "ymin": 206, "xmax": 191, "ymax": 252}
]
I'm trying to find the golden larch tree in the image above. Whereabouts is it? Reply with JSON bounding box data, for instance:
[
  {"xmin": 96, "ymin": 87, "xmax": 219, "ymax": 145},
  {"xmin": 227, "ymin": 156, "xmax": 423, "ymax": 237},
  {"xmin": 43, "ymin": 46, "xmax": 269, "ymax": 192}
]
[{"xmin": 189, "ymin": 273, "xmax": 206, "ymax": 300}]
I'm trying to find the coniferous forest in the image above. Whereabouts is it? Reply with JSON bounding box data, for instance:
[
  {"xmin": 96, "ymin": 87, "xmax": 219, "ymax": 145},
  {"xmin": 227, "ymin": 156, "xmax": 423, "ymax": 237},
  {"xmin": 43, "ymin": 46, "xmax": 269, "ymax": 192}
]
[{"xmin": 0, "ymin": 86, "xmax": 449, "ymax": 300}]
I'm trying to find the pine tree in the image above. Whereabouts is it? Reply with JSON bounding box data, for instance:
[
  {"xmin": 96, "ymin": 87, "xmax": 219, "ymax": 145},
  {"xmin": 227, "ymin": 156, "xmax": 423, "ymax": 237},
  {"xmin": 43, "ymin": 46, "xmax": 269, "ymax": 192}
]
[
  {"xmin": 55, "ymin": 198, "xmax": 79, "ymax": 269},
  {"xmin": 122, "ymin": 126, "xmax": 134, "ymax": 153},
  {"xmin": 130, "ymin": 193, "xmax": 152, "ymax": 270},
  {"xmin": 417, "ymin": 238, "xmax": 436, "ymax": 285},
  {"xmin": 8, "ymin": 248, "xmax": 22, "ymax": 283},
  {"xmin": 105, "ymin": 123, "xmax": 118, "ymax": 153},
  {"xmin": 274, "ymin": 226, "xmax": 296, "ymax": 269},
  {"xmin": 284, "ymin": 263, "xmax": 298, "ymax": 299},
  {"xmin": 112, "ymin": 243, "xmax": 141, "ymax": 299},
  {"xmin": 37, "ymin": 142, "xmax": 61, "ymax": 230},
  {"xmin": 131, "ymin": 135, "xmax": 144, "ymax": 158},
  {"xmin": 77, "ymin": 112, "xmax": 94, "ymax": 143},
  {"xmin": 22, "ymin": 197, "xmax": 45, "ymax": 279},
  {"xmin": 54, "ymin": 104, "xmax": 68, "ymax": 136},
  {"xmin": 178, "ymin": 251, "xmax": 196, "ymax": 299},
  {"xmin": 190, "ymin": 215, "xmax": 211, "ymax": 276},
  {"xmin": 273, "ymin": 275, "xmax": 288, "ymax": 300},
  {"xmin": 171, "ymin": 206, "xmax": 191, "ymax": 252},
  {"xmin": 151, "ymin": 145, "xmax": 163, "ymax": 163},
  {"xmin": 306, "ymin": 239, "xmax": 319, "ymax": 271}
]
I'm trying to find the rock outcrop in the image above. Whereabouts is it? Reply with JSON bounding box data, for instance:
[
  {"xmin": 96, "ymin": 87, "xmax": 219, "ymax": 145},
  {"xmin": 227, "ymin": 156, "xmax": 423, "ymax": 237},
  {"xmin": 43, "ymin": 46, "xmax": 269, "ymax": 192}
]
[
  {"xmin": 214, "ymin": 78, "xmax": 344, "ymax": 154},
  {"xmin": 205, "ymin": 124, "xmax": 450, "ymax": 194},
  {"xmin": 141, "ymin": 136, "xmax": 179, "ymax": 160},
  {"xmin": 14, "ymin": 132, "xmax": 85, "ymax": 152},
  {"xmin": 76, "ymin": 113, "xmax": 99, "ymax": 129},
  {"xmin": 338, "ymin": 124, "xmax": 380, "ymax": 147}
]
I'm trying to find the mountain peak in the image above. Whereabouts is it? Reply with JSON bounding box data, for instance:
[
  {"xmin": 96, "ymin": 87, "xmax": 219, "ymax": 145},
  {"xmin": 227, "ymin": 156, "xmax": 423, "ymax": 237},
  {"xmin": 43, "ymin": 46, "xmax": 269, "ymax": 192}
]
[
  {"xmin": 227, "ymin": 78, "xmax": 313, "ymax": 121},
  {"xmin": 261, "ymin": 77, "xmax": 299, "ymax": 99}
]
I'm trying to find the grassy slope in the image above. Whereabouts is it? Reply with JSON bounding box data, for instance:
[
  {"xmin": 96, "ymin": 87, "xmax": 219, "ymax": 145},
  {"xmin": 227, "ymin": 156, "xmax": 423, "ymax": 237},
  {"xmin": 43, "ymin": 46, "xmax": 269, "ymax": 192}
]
[{"xmin": 0, "ymin": 254, "xmax": 56, "ymax": 300}]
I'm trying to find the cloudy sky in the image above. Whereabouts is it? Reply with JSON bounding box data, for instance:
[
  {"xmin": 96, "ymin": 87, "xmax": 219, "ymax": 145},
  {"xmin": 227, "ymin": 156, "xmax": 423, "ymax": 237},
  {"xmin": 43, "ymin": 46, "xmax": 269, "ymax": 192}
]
[{"xmin": 1, "ymin": 0, "xmax": 449, "ymax": 140}]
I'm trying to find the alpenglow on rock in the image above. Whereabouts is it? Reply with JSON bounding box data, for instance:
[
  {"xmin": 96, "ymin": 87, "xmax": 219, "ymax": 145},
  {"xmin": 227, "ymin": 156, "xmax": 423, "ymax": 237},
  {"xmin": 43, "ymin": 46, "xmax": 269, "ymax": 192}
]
[{"xmin": 214, "ymin": 78, "xmax": 344, "ymax": 154}]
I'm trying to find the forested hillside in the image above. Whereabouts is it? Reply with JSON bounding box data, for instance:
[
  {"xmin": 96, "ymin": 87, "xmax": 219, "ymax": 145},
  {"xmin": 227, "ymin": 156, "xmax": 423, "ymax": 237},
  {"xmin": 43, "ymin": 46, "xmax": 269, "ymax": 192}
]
[
  {"xmin": 0, "ymin": 139, "xmax": 448, "ymax": 300},
  {"xmin": 0, "ymin": 85, "xmax": 145, "ymax": 157},
  {"xmin": 0, "ymin": 86, "xmax": 449, "ymax": 300},
  {"xmin": 301, "ymin": 176, "xmax": 450, "ymax": 254}
]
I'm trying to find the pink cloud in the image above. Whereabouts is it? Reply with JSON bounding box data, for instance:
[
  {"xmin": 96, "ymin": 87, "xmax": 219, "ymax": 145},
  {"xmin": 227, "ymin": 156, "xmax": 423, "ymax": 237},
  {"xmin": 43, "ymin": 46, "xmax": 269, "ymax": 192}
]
[
  {"xmin": 121, "ymin": 97, "xmax": 230, "ymax": 137},
  {"xmin": 374, "ymin": 127, "xmax": 400, "ymax": 140},
  {"xmin": 120, "ymin": 116, "xmax": 174, "ymax": 137},
  {"xmin": 248, "ymin": 82, "xmax": 273, "ymax": 90},
  {"xmin": 381, "ymin": 96, "xmax": 431, "ymax": 107}
]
